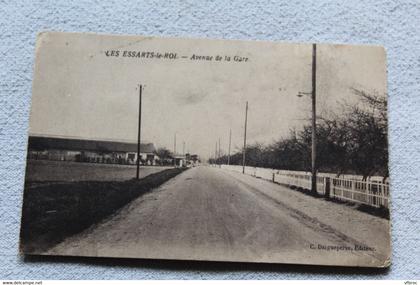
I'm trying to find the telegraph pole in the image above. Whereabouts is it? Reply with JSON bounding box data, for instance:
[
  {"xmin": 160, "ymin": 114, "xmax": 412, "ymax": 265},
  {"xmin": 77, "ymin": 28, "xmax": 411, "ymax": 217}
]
[
  {"xmin": 174, "ymin": 133, "xmax": 177, "ymax": 167},
  {"xmin": 183, "ymin": 141, "xmax": 185, "ymax": 156},
  {"xmin": 136, "ymin": 84, "xmax": 143, "ymax": 180},
  {"xmin": 242, "ymin": 101, "xmax": 248, "ymax": 174},
  {"xmin": 215, "ymin": 141, "xmax": 218, "ymax": 165},
  {"xmin": 228, "ymin": 129, "xmax": 231, "ymax": 165},
  {"xmin": 218, "ymin": 138, "xmax": 221, "ymax": 168},
  {"xmin": 311, "ymin": 43, "xmax": 317, "ymax": 195}
]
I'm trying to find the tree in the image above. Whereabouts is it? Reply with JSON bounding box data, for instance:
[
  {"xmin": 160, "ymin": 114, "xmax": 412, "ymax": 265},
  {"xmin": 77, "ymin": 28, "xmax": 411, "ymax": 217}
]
[
  {"xmin": 155, "ymin": 147, "xmax": 173, "ymax": 165},
  {"xmin": 345, "ymin": 88, "xmax": 388, "ymax": 179},
  {"xmin": 223, "ymin": 88, "xmax": 388, "ymax": 179}
]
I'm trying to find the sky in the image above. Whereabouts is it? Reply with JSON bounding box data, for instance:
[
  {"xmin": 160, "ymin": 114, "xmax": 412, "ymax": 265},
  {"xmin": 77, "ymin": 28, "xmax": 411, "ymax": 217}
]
[{"xmin": 29, "ymin": 32, "xmax": 387, "ymax": 159}]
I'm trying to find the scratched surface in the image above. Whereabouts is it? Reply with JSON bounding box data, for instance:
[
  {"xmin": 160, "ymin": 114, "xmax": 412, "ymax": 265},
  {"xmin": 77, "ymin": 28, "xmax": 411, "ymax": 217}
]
[{"xmin": 0, "ymin": 0, "xmax": 419, "ymax": 280}]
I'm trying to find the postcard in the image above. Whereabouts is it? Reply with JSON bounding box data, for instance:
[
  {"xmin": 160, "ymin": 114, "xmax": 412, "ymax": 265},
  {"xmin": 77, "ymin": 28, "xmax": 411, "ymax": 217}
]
[{"xmin": 20, "ymin": 32, "xmax": 391, "ymax": 267}]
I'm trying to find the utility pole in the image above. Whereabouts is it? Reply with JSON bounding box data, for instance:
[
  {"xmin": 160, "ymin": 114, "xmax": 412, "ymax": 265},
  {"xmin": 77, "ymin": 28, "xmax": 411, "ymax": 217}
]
[
  {"xmin": 215, "ymin": 141, "xmax": 218, "ymax": 165},
  {"xmin": 218, "ymin": 138, "xmax": 221, "ymax": 168},
  {"xmin": 242, "ymin": 101, "xmax": 248, "ymax": 174},
  {"xmin": 311, "ymin": 43, "xmax": 317, "ymax": 195},
  {"xmin": 136, "ymin": 84, "xmax": 142, "ymax": 180},
  {"xmin": 183, "ymin": 141, "xmax": 185, "ymax": 156},
  {"xmin": 174, "ymin": 133, "xmax": 177, "ymax": 167},
  {"xmin": 228, "ymin": 129, "xmax": 231, "ymax": 165}
]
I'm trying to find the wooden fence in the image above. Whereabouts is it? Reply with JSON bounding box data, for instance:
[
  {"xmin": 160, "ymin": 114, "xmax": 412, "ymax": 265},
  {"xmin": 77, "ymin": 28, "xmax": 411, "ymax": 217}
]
[{"xmin": 218, "ymin": 164, "xmax": 389, "ymax": 209}]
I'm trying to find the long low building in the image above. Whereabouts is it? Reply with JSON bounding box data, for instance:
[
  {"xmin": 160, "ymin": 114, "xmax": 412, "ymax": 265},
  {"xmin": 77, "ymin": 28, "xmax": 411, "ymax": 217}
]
[{"xmin": 27, "ymin": 136, "xmax": 159, "ymax": 165}]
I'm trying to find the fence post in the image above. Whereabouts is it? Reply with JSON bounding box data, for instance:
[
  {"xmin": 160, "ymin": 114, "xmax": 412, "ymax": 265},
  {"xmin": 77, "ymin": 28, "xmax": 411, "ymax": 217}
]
[{"xmin": 325, "ymin": 177, "xmax": 330, "ymax": 198}]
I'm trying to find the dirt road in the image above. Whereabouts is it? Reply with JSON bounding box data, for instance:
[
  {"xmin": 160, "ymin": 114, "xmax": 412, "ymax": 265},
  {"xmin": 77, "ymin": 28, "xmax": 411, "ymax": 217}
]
[{"xmin": 48, "ymin": 166, "xmax": 390, "ymax": 266}]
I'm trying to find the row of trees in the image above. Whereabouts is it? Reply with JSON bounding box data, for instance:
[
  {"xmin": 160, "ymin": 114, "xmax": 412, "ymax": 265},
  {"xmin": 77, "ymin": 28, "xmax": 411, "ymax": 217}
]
[{"xmin": 210, "ymin": 89, "xmax": 388, "ymax": 179}]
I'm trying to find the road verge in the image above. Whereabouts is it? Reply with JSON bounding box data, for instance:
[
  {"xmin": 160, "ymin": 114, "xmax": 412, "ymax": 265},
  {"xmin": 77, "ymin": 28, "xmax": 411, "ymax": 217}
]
[{"xmin": 20, "ymin": 167, "xmax": 186, "ymax": 253}]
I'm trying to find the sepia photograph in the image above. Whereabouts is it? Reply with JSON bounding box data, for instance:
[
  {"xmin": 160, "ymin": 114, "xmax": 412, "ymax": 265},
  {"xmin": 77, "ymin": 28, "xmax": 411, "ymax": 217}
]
[{"xmin": 20, "ymin": 32, "xmax": 391, "ymax": 267}]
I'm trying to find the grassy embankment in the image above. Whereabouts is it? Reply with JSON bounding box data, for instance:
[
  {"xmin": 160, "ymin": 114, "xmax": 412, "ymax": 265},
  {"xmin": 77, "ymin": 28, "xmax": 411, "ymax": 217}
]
[{"xmin": 20, "ymin": 167, "xmax": 185, "ymax": 253}]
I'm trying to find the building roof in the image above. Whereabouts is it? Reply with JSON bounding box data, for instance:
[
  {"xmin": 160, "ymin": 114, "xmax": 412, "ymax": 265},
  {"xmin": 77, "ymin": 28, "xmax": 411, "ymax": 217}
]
[
  {"xmin": 173, "ymin": 154, "xmax": 186, "ymax": 159},
  {"xmin": 28, "ymin": 136, "xmax": 156, "ymax": 153}
]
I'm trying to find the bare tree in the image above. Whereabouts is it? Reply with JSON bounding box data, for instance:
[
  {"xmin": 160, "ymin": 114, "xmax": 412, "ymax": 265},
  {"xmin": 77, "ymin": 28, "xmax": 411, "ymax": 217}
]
[{"xmin": 216, "ymin": 88, "xmax": 388, "ymax": 179}]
